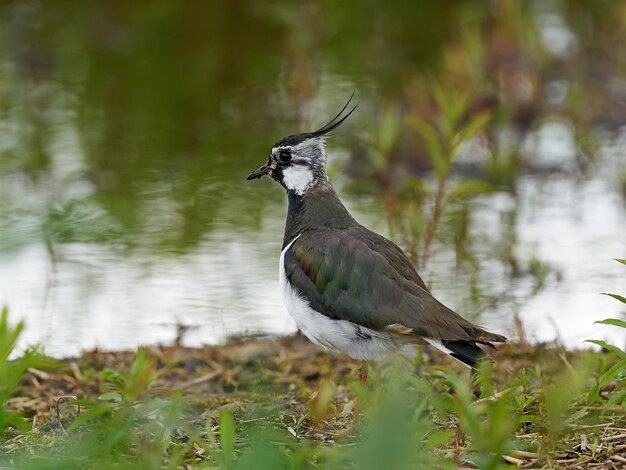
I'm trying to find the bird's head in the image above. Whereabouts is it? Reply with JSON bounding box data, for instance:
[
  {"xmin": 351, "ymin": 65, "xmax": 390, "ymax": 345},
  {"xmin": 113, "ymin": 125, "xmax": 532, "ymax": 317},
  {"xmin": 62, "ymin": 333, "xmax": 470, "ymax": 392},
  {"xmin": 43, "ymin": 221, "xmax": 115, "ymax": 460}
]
[{"xmin": 247, "ymin": 95, "xmax": 357, "ymax": 195}]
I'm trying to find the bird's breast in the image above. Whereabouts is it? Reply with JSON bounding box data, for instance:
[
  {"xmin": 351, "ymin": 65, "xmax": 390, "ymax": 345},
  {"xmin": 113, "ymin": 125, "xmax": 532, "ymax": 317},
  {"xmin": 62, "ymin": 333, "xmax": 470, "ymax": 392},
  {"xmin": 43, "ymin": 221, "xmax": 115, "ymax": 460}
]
[{"xmin": 278, "ymin": 234, "xmax": 398, "ymax": 360}]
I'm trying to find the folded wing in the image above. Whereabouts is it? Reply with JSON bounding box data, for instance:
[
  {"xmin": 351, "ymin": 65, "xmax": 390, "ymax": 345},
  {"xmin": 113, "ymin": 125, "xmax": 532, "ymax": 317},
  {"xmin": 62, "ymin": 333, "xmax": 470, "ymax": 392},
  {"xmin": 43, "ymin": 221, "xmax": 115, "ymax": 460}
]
[{"xmin": 284, "ymin": 226, "xmax": 506, "ymax": 347}]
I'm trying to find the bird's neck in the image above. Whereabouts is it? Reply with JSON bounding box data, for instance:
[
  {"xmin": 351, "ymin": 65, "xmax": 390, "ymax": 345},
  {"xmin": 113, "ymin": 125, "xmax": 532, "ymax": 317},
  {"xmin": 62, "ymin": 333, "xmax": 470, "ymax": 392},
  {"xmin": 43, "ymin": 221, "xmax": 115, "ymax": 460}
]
[{"xmin": 283, "ymin": 180, "xmax": 357, "ymax": 248}]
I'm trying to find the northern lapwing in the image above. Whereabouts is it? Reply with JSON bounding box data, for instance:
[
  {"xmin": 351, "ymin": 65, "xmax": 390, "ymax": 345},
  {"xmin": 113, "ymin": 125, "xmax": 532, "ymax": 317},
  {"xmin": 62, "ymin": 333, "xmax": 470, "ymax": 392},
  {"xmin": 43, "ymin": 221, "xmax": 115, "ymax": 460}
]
[{"xmin": 247, "ymin": 96, "xmax": 507, "ymax": 376}]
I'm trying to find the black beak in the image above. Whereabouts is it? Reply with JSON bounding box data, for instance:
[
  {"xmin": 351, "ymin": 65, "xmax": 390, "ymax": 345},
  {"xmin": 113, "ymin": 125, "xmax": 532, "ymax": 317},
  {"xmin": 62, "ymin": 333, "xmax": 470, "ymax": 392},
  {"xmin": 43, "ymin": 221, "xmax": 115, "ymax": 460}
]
[{"xmin": 246, "ymin": 164, "xmax": 270, "ymax": 180}]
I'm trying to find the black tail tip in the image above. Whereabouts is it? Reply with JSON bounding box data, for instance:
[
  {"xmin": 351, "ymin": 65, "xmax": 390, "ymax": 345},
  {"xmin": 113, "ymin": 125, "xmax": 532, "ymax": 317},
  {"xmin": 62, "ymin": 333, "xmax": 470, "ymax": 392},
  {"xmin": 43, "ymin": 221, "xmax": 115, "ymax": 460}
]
[{"xmin": 442, "ymin": 340, "xmax": 487, "ymax": 369}]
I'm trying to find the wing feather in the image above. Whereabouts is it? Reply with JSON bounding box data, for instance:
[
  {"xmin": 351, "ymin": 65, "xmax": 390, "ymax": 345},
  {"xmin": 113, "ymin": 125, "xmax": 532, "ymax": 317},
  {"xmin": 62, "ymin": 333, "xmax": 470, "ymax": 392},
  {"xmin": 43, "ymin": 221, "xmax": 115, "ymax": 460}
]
[{"xmin": 284, "ymin": 226, "xmax": 506, "ymax": 344}]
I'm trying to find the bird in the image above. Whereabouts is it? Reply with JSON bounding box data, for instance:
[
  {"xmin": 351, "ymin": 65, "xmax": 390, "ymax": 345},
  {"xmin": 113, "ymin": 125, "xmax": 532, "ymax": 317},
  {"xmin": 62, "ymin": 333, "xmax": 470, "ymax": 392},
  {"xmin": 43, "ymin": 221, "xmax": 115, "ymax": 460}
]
[{"xmin": 246, "ymin": 96, "xmax": 507, "ymax": 377}]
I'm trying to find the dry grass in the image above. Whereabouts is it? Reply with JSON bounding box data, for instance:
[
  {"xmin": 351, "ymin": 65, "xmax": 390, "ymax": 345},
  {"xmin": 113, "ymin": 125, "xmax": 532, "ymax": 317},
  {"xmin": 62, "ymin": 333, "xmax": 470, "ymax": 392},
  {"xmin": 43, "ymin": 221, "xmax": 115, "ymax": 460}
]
[{"xmin": 2, "ymin": 333, "xmax": 625, "ymax": 468}]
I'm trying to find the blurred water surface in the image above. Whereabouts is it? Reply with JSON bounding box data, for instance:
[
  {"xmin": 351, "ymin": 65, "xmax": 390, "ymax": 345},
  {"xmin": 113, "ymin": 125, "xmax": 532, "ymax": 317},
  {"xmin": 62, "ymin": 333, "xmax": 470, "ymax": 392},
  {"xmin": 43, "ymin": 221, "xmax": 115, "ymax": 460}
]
[{"xmin": 0, "ymin": 1, "xmax": 625, "ymax": 356}]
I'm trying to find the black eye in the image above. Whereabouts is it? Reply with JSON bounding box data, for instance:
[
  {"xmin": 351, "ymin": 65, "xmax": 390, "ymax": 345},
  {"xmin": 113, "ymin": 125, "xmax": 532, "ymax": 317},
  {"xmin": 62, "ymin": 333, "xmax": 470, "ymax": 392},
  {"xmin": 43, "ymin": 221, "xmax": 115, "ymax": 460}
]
[{"xmin": 279, "ymin": 148, "xmax": 292, "ymax": 163}]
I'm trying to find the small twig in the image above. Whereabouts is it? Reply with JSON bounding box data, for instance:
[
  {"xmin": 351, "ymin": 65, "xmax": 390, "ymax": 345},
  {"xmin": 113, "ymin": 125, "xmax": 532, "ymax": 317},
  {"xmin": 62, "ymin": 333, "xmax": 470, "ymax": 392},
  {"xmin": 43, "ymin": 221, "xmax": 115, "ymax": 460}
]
[
  {"xmin": 570, "ymin": 423, "xmax": 613, "ymax": 429},
  {"xmin": 601, "ymin": 433, "xmax": 626, "ymax": 442},
  {"xmin": 179, "ymin": 369, "xmax": 223, "ymax": 390},
  {"xmin": 512, "ymin": 449, "xmax": 540, "ymax": 459},
  {"xmin": 563, "ymin": 456, "xmax": 594, "ymax": 469},
  {"xmin": 610, "ymin": 455, "xmax": 626, "ymax": 464},
  {"xmin": 472, "ymin": 386, "xmax": 519, "ymax": 404},
  {"xmin": 503, "ymin": 454, "xmax": 524, "ymax": 466},
  {"xmin": 55, "ymin": 395, "xmax": 79, "ymax": 435},
  {"xmin": 69, "ymin": 362, "xmax": 83, "ymax": 382},
  {"xmin": 28, "ymin": 368, "xmax": 50, "ymax": 381},
  {"xmin": 579, "ymin": 405, "xmax": 626, "ymax": 412}
]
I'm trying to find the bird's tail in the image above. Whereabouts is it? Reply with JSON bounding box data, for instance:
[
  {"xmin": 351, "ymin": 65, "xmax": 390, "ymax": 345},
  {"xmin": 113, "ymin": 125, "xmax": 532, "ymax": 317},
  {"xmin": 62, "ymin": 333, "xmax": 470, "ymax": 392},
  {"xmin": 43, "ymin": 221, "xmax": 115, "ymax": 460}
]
[{"xmin": 424, "ymin": 338, "xmax": 495, "ymax": 369}]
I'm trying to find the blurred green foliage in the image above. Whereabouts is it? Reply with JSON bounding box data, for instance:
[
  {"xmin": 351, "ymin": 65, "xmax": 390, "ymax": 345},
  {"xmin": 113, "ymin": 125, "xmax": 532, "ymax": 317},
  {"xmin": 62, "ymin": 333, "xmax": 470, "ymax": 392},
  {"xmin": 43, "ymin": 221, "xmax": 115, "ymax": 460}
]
[
  {"xmin": 0, "ymin": 307, "xmax": 55, "ymax": 438},
  {"xmin": 2, "ymin": 0, "xmax": 626, "ymax": 254},
  {"xmin": 1, "ymin": 291, "xmax": 626, "ymax": 468}
]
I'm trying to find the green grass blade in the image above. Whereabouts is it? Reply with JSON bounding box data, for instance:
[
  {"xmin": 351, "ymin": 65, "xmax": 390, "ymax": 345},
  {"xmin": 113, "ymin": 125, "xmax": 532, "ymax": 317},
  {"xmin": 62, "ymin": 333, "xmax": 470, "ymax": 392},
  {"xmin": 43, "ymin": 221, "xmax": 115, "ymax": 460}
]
[
  {"xmin": 594, "ymin": 318, "xmax": 626, "ymax": 329},
  {"xmin": 584, "ymin": 340, "xmax": 626, "ymax": 359},
  {"xmin": 220, "ymin": 408, "xmax": 236, "ymax": 469},
  {"xmin": 602, "ymin": 293, "xmax": 626, "ymax": 305}
]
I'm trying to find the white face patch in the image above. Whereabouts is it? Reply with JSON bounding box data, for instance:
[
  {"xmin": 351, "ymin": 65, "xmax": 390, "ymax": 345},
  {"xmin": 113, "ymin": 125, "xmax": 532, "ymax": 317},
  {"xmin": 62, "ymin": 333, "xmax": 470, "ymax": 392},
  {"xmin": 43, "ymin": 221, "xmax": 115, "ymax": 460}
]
[
  {"xmin": 281, "ymin": 165, "xmax": 314, "ymax": 194},
  {"xmin": 270, "ymin": 138, "xmax": 327, "ymax": 194}
]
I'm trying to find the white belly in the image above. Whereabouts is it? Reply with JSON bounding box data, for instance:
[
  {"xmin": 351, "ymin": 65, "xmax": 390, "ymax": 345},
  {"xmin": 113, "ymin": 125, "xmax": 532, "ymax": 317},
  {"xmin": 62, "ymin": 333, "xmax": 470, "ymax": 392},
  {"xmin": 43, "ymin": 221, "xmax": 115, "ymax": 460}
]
[{"xmin": 279, "ymin": 235, "xmax": 397, "ymax": 360}]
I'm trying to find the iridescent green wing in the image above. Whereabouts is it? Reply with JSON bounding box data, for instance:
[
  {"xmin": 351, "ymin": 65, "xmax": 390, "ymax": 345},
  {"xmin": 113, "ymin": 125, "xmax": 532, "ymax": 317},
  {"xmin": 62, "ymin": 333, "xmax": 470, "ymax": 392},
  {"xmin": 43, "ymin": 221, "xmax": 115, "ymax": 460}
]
[{"xmin": 284, "ymin": 226, "xmax": 505, "ymax": 343}]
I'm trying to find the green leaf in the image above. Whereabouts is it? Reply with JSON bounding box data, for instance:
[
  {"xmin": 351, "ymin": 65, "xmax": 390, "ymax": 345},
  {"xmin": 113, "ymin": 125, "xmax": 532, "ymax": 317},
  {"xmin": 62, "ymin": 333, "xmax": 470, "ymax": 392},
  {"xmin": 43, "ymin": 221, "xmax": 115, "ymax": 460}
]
[
  {"xmin": 585, "ymin": 340, "xmax": 626, "ymax": 359},
  {"xmin": 446, "ymin": 180, "xmax": 495, "ymax": 203},
  {"xmin": 98, "ymin": 392, "xmax": 123, "ymax": 402},
  {"xmin": 451, "ymin": 110, "xmax": 492, "ymax": 155},
  {"xmin": 67, "ymin": 404, "xmax": 114, "ymax": 430},
  {"xmin": 124, "ymin": 349, "xmax": 158, "ymax": 402},
  {"xmin": 519, "ymin": 415, "xmax": 539, "ymax": 424},
  {"xmin": 100, "ymin": 369, "xmax": 125, "ymax": 386},
  {"xmin": 598, "ymin": 359, "xmax": 626, "ymax": 387},
  {"xmin": 0, "ymin": 306, "xmax": 25, "ymax": 362},
  {"xmin": 379, "ymin": 106, "xmax": 402, "ymax": 152},
  {"xmin": 220, "ymin": 408, "xmax": 236, "ymax": 469},
  {"xmin": 602, "ymin": 293, "xmax": 626, "ymax": 305},
  {"xmin": 587, "ymin": 383, "xmax": 601, "ymax": 404},
  {"xmin": 607, "ymin": 389, "xmax": 626, "ymax": 406},
  {"xmin": 614, "ymin": 258, "xmax": 626, "ymax": 266},
  {"xmin": 409, "ymin": 116, "xmax": 446, "ymax": 176},
  {"xmin": 595, "ymin": 318, "xmax": 626, "ymax": 329},
  {"xmin": 564, "ymin": 407, "xmax": 588, "ymax": 425},
  {"xmin": 427, "ymin": 429, "xmax": 454, "ymax": 448},
  {"xmin": 434, "ymin": 86, "xmax": 469, "ymax": 132},
  {"xmin": 1, "ymin": 411, "xmax": 29, "ymax": 431}
]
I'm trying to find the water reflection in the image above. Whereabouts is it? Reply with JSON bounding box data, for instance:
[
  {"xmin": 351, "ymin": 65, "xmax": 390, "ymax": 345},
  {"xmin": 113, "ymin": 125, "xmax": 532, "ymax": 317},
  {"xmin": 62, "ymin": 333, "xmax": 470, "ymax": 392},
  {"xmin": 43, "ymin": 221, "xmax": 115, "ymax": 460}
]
[{"xmin": 3, "ymin": 146, "xmax": 625, "ymax": 357}]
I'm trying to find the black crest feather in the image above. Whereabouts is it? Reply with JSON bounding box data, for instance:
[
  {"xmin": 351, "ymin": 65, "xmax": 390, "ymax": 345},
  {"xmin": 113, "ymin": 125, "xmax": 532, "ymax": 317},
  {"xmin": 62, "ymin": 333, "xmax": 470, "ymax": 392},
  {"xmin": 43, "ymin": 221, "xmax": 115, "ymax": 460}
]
[
  {"xmin": 274, "ymin": 92, "xmax": 359, "ymax": 148},
  {"xmin": 312, "ymin": 91, "xmax": 359, "ymax": 137}
]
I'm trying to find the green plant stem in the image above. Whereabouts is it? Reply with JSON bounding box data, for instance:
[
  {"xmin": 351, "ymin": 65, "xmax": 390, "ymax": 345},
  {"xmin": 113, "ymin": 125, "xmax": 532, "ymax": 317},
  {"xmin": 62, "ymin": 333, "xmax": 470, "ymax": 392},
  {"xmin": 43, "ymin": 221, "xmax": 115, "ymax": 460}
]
[{"xmin": 422, "ymin": 174, "xmax": 447, "ymax": 264}]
